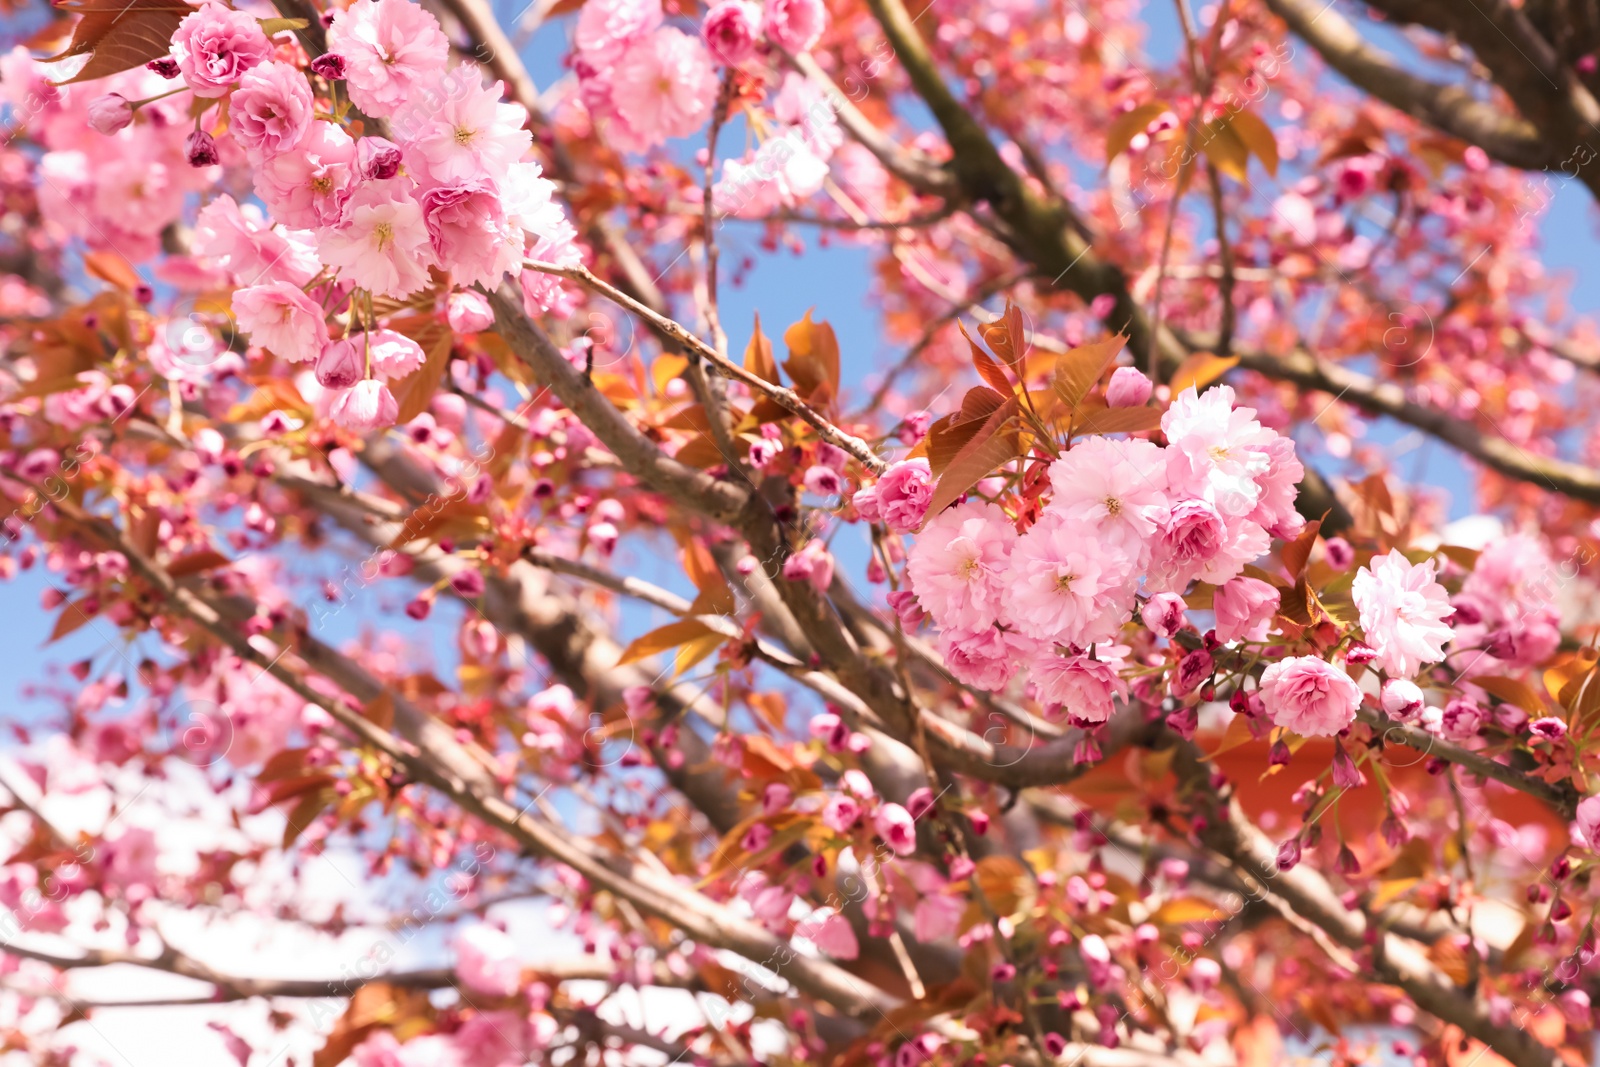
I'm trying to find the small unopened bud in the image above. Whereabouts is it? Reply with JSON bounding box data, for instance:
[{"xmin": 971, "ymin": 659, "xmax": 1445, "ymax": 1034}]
[
  {"xmin": 87, "ymin": 93, "xmax": 134, "ymax": 135},
  {"xmin": 315, "ymin": 339, "xmax": 362, "ymax": 389},
  {"xmin": 147, "ymin": 57, "xmax": 180, "ymax": 78}
]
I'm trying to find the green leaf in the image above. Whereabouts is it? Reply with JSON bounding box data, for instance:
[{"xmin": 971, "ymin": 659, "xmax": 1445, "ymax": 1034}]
[{"xmin": 257, "ymin": 16, "xmax": 309, "ymax": 34}]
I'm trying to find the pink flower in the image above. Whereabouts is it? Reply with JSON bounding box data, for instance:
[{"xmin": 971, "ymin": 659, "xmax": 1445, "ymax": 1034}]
[
  {"xmin": 1439, "ymin": 698, "xmax": 1483, "ymax": 742},
  {"xmin": 1245, "ymin": 434, "xmax": 1305, "ymax": 539},
  {"xmin": 875, "ymin": 458, "xmax": 932, "ymax": 533},
  {"xmin": 799, "ymin": 908, "xmax": 858, "ymax": 959},
  {"xmin": 447, "ymin": 291, "xmax": 496, "ymax": 333},
  {"xmin": 1046, "ymin": 437, "xmax": 1168, "ymax": 555},
  {"xmin": 316, "ymin": 339, "xmax": 363, "ymax": 390},
  {"xmin": 1213, "ymin": 576, "xmax": 1279, "ymax": 644},
  {"xmin": 254, "ymin": 120, "xmax": 356, "ymax": 229},
  {"xmin": 762, "ymin": 0, "xmax": 826, "ymax": 51},
  {"xmin": 1380, "ymin": 678, "xmax": 1423, "ymax": 720},
  {"xmin": 782, "ymin": 538, "xmax": 835, "ymax": 593},
  {"xmin": 318, "ymin": 184, "xmax": 435, "ymax": 298},
  {"xmin": 703, "ymin": 0, "xmax": 761, "ymax": 64},
  {"xmin": 329, "ymin": 379, "xmax": 399, "ymax": 431},
  {"xmin": 326, "ymin": 0, "xmax": 450, "ymax": 117},
  {"xmin": 1352, "ymin": 549, "xmax": 1454, "ymax": 679},
  {"xmin": 1140, "ymin": 592, "xmax": 1186, "ymax": 637},
  {"xmin": 421, "ymin": 182, "xmax": 524, "ymax": 290},
  {"xmin": 365, "ymin": 329, "xmax": 426, "ymax": 379},
  {"xmin": 907, "ymin": 501, "xmax": 1015, "ymax": 632},
  {"xmin": 1162, "ymin": 385, "xmax": 1273, "ymax": 518},
  {"xmin": 1028, "ymin": 649, "xmax": 1128, "ymax": 723},
  {"xmin": 86, "ymin": 93, "xmax": 133, "ymax": 135},
  {"xmin": 171, "ymin": 2, "xmax": 271, "ymax": 97},
  {"xmin": 193, "ymin": 195, "xmax": 321, "ymax": 287},
  {"xmin": 1575, "ymin": 795, "xmax": 1600, "ymax": 851},
  {"xmin": 1105, "ymin": 366, "xmax": 1152, "ymax": 407},
  {"xmin": 938, "ymin": 624, "xmax": 1033, "ymax": 691},
  {"xmin": 229, "ymin": 60, "xmax": 313, "ymax": 161},
  {"xmin": 396, "ymin": 67, "xmax": 533, "ymax": 185},
  {"xmin": 575, "ymin": 0, "xmax": 663, "ymax": 66},
  {"xmin": 822, "ymin": 793, "xmax": 861, "ymax": 832},
  {"xmin": 874, "ymin": 802, "xmax": 916, "ymax": 855},
  {"xmin": 232, "ymin": 282, "xmax": 328, "ymax": 362},
  {"xmin": 1007, "ymin": 514, "xmax": 1135, "ymax": 646},
  {"xmin": 1258, "ymin": 656, "xmax": 1360, "ymax": 737},
  {"xmin": 611, "ymin": 28, "xmax": 718, "ymax": 146},
  {"xmin": 455, "ymin": 924, "xmax": 522, "ymax": 996},
  {"xmin": 1147, "ymin": 500, "xmax": 1269, "ymax": 592},
  {"xmin": 914, "ymin": 893, "xmax": 964, "ymax": 942}
]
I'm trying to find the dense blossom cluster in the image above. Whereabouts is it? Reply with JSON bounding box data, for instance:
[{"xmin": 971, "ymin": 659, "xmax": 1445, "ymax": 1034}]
[
  {"xmin": 898, "ymin": 381, "xmax": 1303, "ymax": 723},
  {"xmin": 16, "ymin": 0, "xmax": 584, "ymax": 434}
]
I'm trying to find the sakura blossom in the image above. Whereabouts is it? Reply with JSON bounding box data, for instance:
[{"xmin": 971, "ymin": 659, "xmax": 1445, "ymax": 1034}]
[{"xmin": 1352, "ymin": 549, "xmax": 1455, "ymax": 679}]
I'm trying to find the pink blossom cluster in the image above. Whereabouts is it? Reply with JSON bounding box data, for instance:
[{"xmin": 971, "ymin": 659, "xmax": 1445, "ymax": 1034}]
[
  {"xmin": 573, "ymin": 0, "xmax": 718, "ymax": 154},
  {"xmin": 0, "ymin": 50, "xmax": 217, "ymax": 262},
  {"xmin": 712, "ymin": 72, "xmax": 843, "ymax": 216},
  {"xmin": 904, "ymin": 383, "xmax": 1304, "ymax": 724},
  {"xmin": 65, "ymin": 0, "xmax": 584, "ymax": 432}
]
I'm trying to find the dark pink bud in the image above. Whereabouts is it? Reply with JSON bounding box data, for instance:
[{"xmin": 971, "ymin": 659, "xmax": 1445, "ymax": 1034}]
[
  {"xmin": 185, "ymin": 129, "xmax": 219, "ymax": 167},
  {"xmin": 311, "ymin": 52, "xmax": 347, "ymax": 79},
  {"xmin": 147, "ymin": 57, "xmax": 180, "ymax": 78},
  {"xmin": 451, "ymin": 569, "xmax": 487, "ymax": 597}
]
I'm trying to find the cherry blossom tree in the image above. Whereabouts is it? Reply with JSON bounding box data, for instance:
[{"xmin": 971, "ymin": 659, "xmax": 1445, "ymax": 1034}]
[{"xmin": 0, "ymin": 0, "xmax": 1599, "ymax": 1064}]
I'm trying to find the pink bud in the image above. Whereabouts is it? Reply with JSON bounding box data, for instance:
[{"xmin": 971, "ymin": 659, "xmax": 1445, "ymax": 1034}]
[
  {"xmin": 1140, "ymin": 592, "xmax": 1186, "ymax": 637},
  {"xmin": 1105, "ymin": 366, "xmax": 1153, "ymax": 407},
  {"xmin": 87, "ymin": 93, "xmax": 134, "ymax": 135},
  {"xmin": 185, "ymin": 129, "xmax": 219, "ymax": 167},
  {"xmin": 315, "ymin": 339, "xmax": 362, "ymax": 389}
]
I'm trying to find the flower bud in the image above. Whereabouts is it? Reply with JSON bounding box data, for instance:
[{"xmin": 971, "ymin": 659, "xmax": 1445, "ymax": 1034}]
[
  {"xmin": 185, "ymin": 129, "xmax": 219, "ymax": 167},
  {"xmin": 147, "ymin": 57, "xmax": 180, "ymax": 78},
  {"xmin": 87, "ymin": 93, "xmax": 134, "ymax": 135},
  {"xmin": 311, "ymin": 52, "xmax": 347, "ymax": 79},
  {"xmin": 1105, "ymin": 366, "xmax": 1153, "ymax": 407},
  {"xmin": 315, "ymin": 339, "xmax": 362, "ymax": 389},
  {"xmin": 358, "ymin": 136, "xmax": 403, "ymax": 180},
  {"xmin": 1380, "ymin": 678, "xmax": 1423, "ymax": 720},
  {"xmin": 1140, "ymin": 591, "xmax": 1186, "ymax": 637},
  {"xmin": 1323, "ymin": 536, "xmax": 1355, "ymax": 570}
]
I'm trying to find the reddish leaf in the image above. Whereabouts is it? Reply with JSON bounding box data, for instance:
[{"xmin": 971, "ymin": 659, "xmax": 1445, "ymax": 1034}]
[
  {"xmin": 388, "ymin": 315, "xmax": 453, "ymax": 424},
  {"xmin": 926, "ymin": 398, "xmax": 1022, "ymax": 518},
  {"xmin": 44, "ymin": 0, "xmax": 196, "ymax": 84},
  {"xmin": 1072, "ymin": 404, "xmax": 1162, "ymax": 436},
  {"xmin": 165, "ymin": 549, "xmax": 231, "ymax": 577},
  {"xmin": 957, "ymin": 321, "xmax": 1014, "ymax": 396},
  {"xmin": 744, "ymin": 313, "xmax": 778, "ymax": 383},
  {"xmin": 1052, "ymin": 336, "xmax": 1126, "ymax": 412}
]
